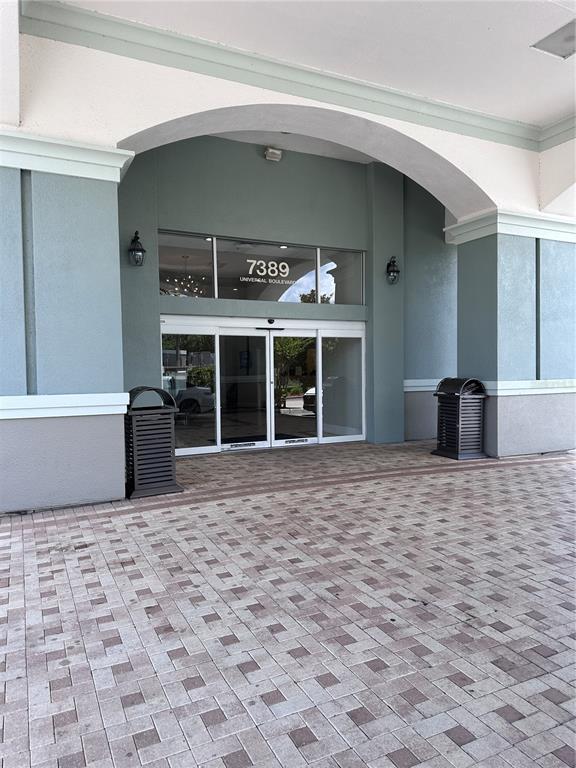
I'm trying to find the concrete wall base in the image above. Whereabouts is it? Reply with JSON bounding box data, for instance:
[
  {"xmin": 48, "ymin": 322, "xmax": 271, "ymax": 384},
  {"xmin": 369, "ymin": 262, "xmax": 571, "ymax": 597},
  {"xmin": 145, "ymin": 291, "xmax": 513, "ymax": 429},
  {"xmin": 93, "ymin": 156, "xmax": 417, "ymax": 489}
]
[
  {"xmin": 0, "ymin": 415, "xmax": 126, "ymax": 512},
  {"xmin": 405, "ymin": 391, "xmax": 436, "ymax": 440},
  {"xmin": 485, "ymin": 393, "xmax": 576, "ymax": 457}
]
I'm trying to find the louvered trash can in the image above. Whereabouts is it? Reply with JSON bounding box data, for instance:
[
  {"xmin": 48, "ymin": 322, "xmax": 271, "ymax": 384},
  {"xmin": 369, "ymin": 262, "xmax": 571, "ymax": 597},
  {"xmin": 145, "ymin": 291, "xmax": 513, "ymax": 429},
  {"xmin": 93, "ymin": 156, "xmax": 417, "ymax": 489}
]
[
  {"xmin": 125, "ymin": 387, "xmax": 183, "ymax": 499},
  {"xmin": 432, "ymin": 378, "xmax": 487, "ymax": 460}
]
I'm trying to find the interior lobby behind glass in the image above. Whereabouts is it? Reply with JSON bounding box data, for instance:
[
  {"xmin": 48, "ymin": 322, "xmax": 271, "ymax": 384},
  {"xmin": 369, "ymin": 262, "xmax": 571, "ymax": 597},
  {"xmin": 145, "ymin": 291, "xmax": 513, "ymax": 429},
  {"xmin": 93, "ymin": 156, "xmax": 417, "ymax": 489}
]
[
  {"xmin": 322, "ymin": 336, "xmax": 363, "ymax": 437},
  {"xmin": 162, "ymin": 334, "xmax": 216, "ymax": 448},
  {"xmin": 217, "ymin": 240, "xmax": 317, "ymax": 302}
]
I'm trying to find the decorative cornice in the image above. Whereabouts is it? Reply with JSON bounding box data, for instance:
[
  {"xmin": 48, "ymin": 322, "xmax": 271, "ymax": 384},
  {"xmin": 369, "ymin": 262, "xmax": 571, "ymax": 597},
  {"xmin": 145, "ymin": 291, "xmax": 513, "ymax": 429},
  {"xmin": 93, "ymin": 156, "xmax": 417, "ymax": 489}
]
[
  {"xmin": 404, "ymin": 379, "xmax": 576, "ymax": 396},
  {"xmin": 0, "ymin": 393, "xmax": 129, "ymax": 419},
  {"xmin": 19, "ymin": 0, "xmax": 575, "ymax": 152},
  {"xmin": 540, "ymin": 116, "xmax": 576, "ymax": 152},
  {"xmin": 0, "ymin": 130, "xmax": 134, "ymax": 181},
  {"xmin": 444, "ymin": 209, "xmax": 576, "ymax": 245}
]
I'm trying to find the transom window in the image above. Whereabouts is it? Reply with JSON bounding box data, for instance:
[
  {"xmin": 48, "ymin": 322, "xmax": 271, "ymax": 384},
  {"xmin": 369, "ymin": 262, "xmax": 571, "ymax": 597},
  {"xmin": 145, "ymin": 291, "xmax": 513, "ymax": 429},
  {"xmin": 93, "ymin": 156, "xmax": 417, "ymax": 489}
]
[{"xmin": 158, "ymin": 231, "xmax": 363, "ymax": 305}]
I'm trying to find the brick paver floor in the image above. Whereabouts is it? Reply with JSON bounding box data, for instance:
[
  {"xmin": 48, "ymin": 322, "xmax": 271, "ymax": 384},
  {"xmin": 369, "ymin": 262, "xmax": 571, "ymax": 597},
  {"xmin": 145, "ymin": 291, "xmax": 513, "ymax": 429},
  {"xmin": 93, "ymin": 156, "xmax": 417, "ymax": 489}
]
[{"xmin": 2, "ymin": 441, "xmax": 575, "ymax": 767}]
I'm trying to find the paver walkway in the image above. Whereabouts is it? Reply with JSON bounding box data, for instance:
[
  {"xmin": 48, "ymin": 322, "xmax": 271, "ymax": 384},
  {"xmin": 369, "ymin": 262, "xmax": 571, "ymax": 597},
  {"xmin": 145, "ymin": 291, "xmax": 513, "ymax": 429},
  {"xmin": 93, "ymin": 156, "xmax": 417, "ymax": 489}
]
[{"xmin": 1, "ymin": 442, "xmax": 574, "ymax": 767}]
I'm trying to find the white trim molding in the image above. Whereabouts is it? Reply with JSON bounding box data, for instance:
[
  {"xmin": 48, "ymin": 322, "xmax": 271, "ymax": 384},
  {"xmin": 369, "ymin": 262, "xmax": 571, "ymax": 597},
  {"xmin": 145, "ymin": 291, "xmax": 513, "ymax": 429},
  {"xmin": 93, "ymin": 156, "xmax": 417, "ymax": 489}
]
[
  {"xmin": 0, "ymin": 393, "xmax": 129, "ymax": 419},
  {"xmin": 19, "ymin": 0, "xmax": 575, "ymax": 152},
  {"xmin": 404, "ymin": 379, "xmax": 439, "ymax": 392},
  {"xmin": 445, "ymin": 209, "xmax": 576, "ymax": 245},
  {"xmin": 404, "ymin": 379, "xmax": 576, "ymax": 396},
  {"xmin": 0, "ymin": 130, "xmax": 134, "ymax": 182},
  {"xmin": 483, "ymin": 380, "xmax": 576, "ymax": 396}
]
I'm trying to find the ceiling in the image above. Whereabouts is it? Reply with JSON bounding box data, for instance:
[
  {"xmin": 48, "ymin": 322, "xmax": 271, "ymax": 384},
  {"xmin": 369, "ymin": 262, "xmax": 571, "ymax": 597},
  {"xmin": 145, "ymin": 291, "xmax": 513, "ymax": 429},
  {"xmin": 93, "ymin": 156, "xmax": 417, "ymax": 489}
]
[{"xmin": 65, "ymin": 0, "xmax": 575, "ymax": 127}]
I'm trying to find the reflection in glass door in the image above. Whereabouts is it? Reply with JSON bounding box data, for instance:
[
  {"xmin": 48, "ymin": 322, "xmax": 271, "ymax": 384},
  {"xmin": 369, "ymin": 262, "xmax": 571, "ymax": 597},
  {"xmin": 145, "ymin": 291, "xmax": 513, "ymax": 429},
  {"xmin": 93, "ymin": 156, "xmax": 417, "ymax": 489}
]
[
  {"xmin": 272, "ymin": 335, "xmax": 317, "ymax": 445},
  {"xmin": 219, "ymin": 334, "xmax": 269, "ymax": 447},
  {"xmin": 161, "ymin": 319, "xmax": 365, "ymax": 455},
  {"xmin": 162, "ymin": 334, "xmax": 217, "ymax": 451}
]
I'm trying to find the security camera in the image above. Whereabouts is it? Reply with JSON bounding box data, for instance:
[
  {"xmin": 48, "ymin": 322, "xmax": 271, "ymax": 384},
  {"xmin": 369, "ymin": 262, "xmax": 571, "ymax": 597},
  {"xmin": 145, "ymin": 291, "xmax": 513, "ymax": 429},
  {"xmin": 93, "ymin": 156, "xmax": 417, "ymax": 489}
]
[{"xmin": 267, "ymin": 318, "xmax": 275, "ymax": 325}]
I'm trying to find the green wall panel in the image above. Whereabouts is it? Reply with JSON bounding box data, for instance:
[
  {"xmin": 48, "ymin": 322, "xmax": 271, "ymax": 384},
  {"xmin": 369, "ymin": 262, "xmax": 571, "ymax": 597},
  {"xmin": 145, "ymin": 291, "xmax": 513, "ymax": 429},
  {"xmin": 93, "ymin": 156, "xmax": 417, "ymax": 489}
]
[
  {"xmin": 404, "ymin": 180, "xmax": 457, "ymax": 380},
  {"xmin": 156, "ymin": 136, "xmax": 368, "ymax": 249},
  {"xmin": 539, "ymin": 239, "xmax": 576, "ymax": 379},
  {"xmin": 30, "ymin": 172, "xmax": 124, "ymax": 394},
  {"xmin": 0, "ymin": 168, "xmax": 26, "ymax": 395},
  {"xmin": 366, "ymin": 164, "xmax": 404, "ymax": 443},
  {"xmin": 458, "ymin": 235, "xmax": 499, "ymax": 380},
  {"xmin": 119, "ymin": 136, "xmax": 453, "ymax": 443}
]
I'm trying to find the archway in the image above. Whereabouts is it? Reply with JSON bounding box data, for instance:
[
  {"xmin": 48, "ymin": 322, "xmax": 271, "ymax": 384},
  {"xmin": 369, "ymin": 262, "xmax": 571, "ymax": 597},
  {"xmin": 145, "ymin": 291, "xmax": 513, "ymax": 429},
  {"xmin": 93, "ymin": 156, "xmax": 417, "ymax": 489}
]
[{"xmin": 119, "ymin": 103, "xmax": 495, "ymax": 220}]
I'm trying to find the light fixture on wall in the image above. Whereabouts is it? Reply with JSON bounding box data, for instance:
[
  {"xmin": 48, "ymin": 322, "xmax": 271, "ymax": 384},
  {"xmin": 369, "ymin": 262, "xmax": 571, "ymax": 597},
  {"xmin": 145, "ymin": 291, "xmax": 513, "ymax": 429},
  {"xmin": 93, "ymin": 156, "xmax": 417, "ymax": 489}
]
[
  {"xmin": 264, "ymin": 147, "xmax": 283, "ymax": 162},
  {"xmin": 386, "ymin": 256, "xmax": 400, "ymax": 285},
  {"xmin": 129, "ymin": 231, "xmax": 146, "ymax": 266}
]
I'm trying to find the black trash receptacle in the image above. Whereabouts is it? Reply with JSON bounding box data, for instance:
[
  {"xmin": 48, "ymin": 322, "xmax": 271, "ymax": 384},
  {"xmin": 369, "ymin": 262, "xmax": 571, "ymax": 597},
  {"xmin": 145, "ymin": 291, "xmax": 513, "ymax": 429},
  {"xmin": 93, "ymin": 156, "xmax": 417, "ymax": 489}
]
[
  {"xmin": 125, "ymin": 387, "xmax": 183, "ymax": 499},
  {"xmin": 432, "ymin": 378, "xmax": 487, "ymax": 460}
]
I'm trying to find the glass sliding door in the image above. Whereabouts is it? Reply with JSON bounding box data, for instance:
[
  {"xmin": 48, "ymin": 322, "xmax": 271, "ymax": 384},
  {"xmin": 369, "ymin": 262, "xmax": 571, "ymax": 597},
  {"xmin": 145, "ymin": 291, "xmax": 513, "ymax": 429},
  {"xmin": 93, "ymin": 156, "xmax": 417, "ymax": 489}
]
[
  {"xmin": 161, "ymin": 318, "xmax": 365, "ymax": 454},
  {"xmin": 162, "ymin": 334, "xmax": 217, "ymax": 451},
  {"xmin": 272, "ymin": 334, "xmax": 317, "ymax": 445},
  {"xmin": 320, "ymin": 335, "xmax": 364, "ymax": 441},
  {"xmin": 219, "ymin": 334, "xmax": 269, "ymax": 448}
]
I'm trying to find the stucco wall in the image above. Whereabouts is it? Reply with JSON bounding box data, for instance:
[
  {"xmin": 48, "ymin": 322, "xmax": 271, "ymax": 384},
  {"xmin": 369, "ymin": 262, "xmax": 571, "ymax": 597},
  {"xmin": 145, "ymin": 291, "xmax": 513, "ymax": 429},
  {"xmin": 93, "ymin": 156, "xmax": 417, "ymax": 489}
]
[
  {"xmin": 459, "ymin": 233, "xmax": 575, "ymax": 383},
  {"xmin": 0, "ymin": 414, "xmax": 125, "ymax": 512},
  {"xmin": 404, "ymin": 181, "xmax": 457, "ymax": 380},
  {"xmin": 0, "ymin": 167, "xmax": 26, "ymax": 395},
  {"xmin": 29, "ymin": 172, "xmax": 124, "ymax": 394},
  {"xmin": 119, "ymin": 136, "xmax": 457, "ymax": 444},
  {"xmin": 485, "ymin": 394, "xmax": 576, "ymax": 457},
  {"xmin": 539, "ymin": 240, "xmax": 576, "ymax": 379}
]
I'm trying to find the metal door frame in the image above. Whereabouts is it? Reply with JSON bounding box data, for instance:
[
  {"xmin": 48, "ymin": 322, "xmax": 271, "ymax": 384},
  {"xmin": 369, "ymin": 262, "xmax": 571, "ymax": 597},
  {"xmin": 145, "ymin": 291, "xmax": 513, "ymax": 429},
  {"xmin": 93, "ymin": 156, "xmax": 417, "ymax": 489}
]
[
  {"xmin": 270, "ymin": 329, "xmax": 319, "ymax": 449},
  {"xmin": 160, "ymin": 316, "xmax": 365, "ymax": 455}
]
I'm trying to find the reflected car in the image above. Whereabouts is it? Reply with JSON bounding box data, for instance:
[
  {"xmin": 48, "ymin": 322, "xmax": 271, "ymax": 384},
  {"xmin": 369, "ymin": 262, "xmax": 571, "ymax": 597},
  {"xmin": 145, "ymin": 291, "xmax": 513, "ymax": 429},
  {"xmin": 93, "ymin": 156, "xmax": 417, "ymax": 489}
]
[
  {"xmin": 303, "ymin": 377, "xmax": 340, "ymax": 412},
  {"xmin": 175, "ymin": 386, "xmax": 215, "ymax": 414},
  {"xmin": 303, "ymin": 387, "xmax": 316, "ymax": 413}
]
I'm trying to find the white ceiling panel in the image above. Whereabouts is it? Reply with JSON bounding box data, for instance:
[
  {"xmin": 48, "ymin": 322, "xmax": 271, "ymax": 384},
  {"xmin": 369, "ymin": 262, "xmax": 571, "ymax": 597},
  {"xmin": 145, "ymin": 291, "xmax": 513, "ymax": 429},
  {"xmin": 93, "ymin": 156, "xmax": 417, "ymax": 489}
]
[{"xmin": 65, "ymin": 0, "xmax": 576, "ymax": 126}]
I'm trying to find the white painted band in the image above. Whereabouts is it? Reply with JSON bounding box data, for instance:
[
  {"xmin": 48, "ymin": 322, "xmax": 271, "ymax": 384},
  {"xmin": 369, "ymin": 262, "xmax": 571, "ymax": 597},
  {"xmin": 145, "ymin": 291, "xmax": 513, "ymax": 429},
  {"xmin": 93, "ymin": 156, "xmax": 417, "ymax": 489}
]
[
  {"xmin": 0, "ymin": 131, "xmax": 134, "ymax": 182},
  {"xmin": 404, "ymin": 379, "xmax": 576, "ymax": 395},
  {"xmin": 403, "ymin": 379, "xmax": 439, "ymax": 392},
  {"xmin": 483, "ymin": 380, "xmax": 576, "ymax": 396},
  {"xmin": 0, "ymin": 393, "xmax": 130, "ymax": 419}
]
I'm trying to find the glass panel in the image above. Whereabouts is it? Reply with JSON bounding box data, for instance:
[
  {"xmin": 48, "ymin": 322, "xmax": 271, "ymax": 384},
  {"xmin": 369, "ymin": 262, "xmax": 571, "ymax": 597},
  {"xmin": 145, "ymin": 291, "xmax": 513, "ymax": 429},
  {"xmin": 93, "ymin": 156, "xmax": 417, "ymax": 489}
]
[
  {"xmin": 217, "ymin": 239, "xmax": 317, "ymax": 302},
  {"xmin": 162, "ymin": 334, "xmax": 216, "ymax": 448},
  {"xmin": 220, "ymin": 335, "xmax": 268, "ymax": 444},
  {"xmin": 322, "ymin": 337, "xmax": 363, "ymax": 437},
  {"xmin": 273, "ymin": 336, "xmax": 317, "ymax": 441},
  {"xmin": 319, "ymin": 249, "xmax": 363, "ymax": 305},
  {"xmin": 159, "ymin": 232, "xmax": 214, "ymax": 298}
]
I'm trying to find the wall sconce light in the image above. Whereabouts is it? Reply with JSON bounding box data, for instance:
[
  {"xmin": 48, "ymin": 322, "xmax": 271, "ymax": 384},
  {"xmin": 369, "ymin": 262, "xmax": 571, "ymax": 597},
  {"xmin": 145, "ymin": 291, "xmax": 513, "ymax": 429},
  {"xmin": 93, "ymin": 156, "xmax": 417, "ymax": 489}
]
[
  {"xmin": 129, "ymin": 231, "xmax": 146, "ymax": 266},
  {"xmin": 386, "ymin": 256, "xmax": 400, "ymax": 285}
]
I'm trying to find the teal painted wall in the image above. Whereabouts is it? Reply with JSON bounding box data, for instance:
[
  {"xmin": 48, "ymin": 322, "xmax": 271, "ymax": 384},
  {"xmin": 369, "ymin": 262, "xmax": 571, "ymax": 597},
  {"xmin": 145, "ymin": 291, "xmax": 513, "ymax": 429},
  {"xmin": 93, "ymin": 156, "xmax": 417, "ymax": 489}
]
[
  {"xmin": 119, "ymin": 136, "xmax": 456, "ymax": 442},
  {"xmin": 30, "ymin": 173, "xmax": 124, "ymax": 394},
  {"xmin": 497, "ymin": 234, "xmax": 536, "ymax": 380},
  {"xmin": 0, "ymin": 168, "xmax": 26, "ymax": 395},
  {"xmin": 458, "ymin": 235, "xmax": 499, "ymax": 379},
  {"xmin": 118, "ymin": 152, "xmax": 162, "ymax": 391},
  {"xmin": 458, "ymin": 234, "xmax": 537, "ymax": 381},
  {"xmin": 539, "ymin": 239, "xmax": 576, "ymax": 379},
  {"xmin": 119, "ymin": 137, "xmax": 373, "ymax": 394},
  {"xmin": 366, "ymin": 164, "xmax": 404, "ymax": 442},
  {"xmin": 404, "ymin": 180, "xmax": 457, "ymax": 379},
  {"xmin": 458, "ymin": 234, "xmax": 574, "ymax": 384},
  {"xmin": 156, "ymin": 136, "xmax": 368, "ymax": 248}
]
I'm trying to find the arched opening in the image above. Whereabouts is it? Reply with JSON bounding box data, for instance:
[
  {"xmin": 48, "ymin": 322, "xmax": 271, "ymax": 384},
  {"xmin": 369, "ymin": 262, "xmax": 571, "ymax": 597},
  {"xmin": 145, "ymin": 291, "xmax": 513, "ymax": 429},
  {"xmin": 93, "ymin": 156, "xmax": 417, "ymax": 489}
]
[
  {"xmin": 118, "ymin": 103, "xmax": 488, "ymax": 450},
  {"xmin": 119, "ymin": 103, "xmax": 495, "ymax": 220}
]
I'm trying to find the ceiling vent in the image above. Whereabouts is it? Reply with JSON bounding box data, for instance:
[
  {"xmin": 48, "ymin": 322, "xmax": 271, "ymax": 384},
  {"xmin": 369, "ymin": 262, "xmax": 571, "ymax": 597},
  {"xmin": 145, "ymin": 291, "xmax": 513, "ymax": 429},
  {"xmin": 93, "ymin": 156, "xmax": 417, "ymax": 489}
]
[{"xmin": 531, "ymin": 19, "xmax": 576, "ymax": 59}]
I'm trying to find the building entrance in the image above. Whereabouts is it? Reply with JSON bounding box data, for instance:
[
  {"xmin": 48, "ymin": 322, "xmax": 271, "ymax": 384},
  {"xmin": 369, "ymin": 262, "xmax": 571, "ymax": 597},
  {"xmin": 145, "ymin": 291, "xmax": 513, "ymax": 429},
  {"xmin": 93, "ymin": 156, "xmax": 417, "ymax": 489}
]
[{"xmin": 161, "ymin": 316, "xmax": 365, "ymax": 455}]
